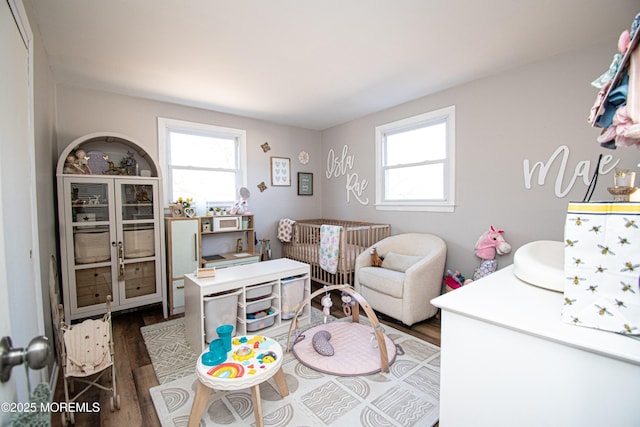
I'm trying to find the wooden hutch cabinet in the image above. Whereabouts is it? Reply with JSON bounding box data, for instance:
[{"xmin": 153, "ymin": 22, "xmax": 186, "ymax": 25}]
[{"xmin": 56, "ymin": 132, "xmax": 166, "ymax": 321}]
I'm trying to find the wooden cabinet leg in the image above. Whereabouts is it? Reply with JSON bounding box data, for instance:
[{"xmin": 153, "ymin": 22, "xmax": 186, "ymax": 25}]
[
  {"xmin": 250, "ymin": 385, "xmax": 264, "ymax": 427},
  {"xmin": 272, "ymin": 367, "xmax": 289, "ymax": 397},
  {"xmin": 188, "ymin": 381, "xmax": 212, "ymax": 427}
]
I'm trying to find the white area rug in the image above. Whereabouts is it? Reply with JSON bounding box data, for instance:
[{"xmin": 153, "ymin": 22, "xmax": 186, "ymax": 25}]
[
  {"xmin": 144, "ymin": 312, "xmax": 440, "ymax": 427},
  {"xmin": 141, "ymin": 318, "xmax": 200, "ymax": 384}
]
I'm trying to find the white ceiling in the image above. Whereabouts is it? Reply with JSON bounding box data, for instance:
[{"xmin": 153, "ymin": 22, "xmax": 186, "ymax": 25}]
[{"xmin": 26, "ymin": 0, "xmax": 639, "ymax": 130}]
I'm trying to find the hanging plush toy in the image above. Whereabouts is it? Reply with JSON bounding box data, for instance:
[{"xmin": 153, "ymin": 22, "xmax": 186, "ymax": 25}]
[
  {"xmin": 341, "ymin": 291, "xmax": 355, "ymax": 316},
  {"xmin": 469, "ymin": 226, "xmax": 512, "ymax": 282},
  {"xmin": 321, "ymin": 294, "xmax": 333, "ymax": 323}
]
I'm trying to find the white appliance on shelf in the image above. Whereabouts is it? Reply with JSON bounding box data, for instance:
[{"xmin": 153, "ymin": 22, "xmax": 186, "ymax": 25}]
[{"xmin": 213, "ymin": 216, "xmax": 241, "ymax": 232}]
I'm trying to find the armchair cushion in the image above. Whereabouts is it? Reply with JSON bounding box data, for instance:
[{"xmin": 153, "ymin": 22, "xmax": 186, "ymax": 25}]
[
  {"xmin": 357, "ymin": 267, "xmax": 405, "ymax": 298},
  {"xmin": 381, "ymin": 252, "xmax": 423, "ymax": 272}
]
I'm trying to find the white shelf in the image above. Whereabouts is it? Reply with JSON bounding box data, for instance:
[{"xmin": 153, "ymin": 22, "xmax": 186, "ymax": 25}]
[{"xmin": 184, "ymin": 258, "xmax": 311, "ymax": 353}]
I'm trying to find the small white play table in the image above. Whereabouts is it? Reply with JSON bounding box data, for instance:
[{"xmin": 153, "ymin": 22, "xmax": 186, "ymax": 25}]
[{"xmin": 187, "ymin": 335, "xmax": 289, "ymax": 427}]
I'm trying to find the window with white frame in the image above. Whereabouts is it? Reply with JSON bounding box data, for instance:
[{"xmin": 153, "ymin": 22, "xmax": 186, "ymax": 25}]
[
  {"xmin": 375, "ymin": 106, "xmax": 455, "ymax": 212},
  {"xmin": 158, "ymin": 118, "xmax": 247, "ymax": 213}
]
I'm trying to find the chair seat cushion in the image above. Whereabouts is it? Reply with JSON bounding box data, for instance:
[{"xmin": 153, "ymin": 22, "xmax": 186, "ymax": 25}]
[
  {"xmin": 358, "ymin": 266, "xmax": 405, "ymax": 298},
  {"xmin": 63, "ymin": 318, "xmax": 111, "ymax": 377},
  {"xmin": 381, "ymin": 252, "xmax": 423, "ymax": 272}
]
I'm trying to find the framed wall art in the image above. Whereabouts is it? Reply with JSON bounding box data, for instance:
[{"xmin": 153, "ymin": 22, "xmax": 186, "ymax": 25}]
[
  {"xmin": 298, "ymin": 172, "xmax": 313, "ymax": 196},
  {"xmin": 270, "ymin": 157, "xmax": 291, "ymax": 186}
]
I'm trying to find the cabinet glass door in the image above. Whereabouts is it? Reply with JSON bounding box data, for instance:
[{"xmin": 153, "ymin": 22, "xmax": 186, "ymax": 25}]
[
  {"xmin": 66, "ymin": 179, "xmax": 117, "ymax": 311},
  {"xmin": 116, "ymin": 180, "xmax": 161, "ymax": 301}
]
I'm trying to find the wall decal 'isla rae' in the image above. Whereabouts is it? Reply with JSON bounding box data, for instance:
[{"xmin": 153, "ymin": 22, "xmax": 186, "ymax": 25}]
[
  {"xmin": 523, "ymin": 145, "xmax": 619, "ymax": 197},
  {"xmin": 326, "ymin": 145, "xmax": 369, "ymax": 205}
]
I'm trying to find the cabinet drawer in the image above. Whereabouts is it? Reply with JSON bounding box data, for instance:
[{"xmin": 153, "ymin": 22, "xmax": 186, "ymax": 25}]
[
  {"xmin": 75, "ymin": 267, "xmax": 112, "ymax": 307},
  {"xmin": 76, "ymin": 288, "xmax": 111, "ymax": 308},
  {"xmin": 125, "ymin": 276, "xmax": 156, "ymax": 298},
  {"xmin": 123, "ymin": 261, "xmax": 156, "ymax": 298},
  {"xmin": 123, "ymin": 261, "xmax": 155, "ymax": 280},
  {"xmin": 76, "ymin": 266, "xmax": 112, "ymax": 286}
]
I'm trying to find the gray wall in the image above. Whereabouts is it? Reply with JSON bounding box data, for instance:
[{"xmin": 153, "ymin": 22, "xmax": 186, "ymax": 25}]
[
  {"xmin": 46, "ymin": 36, "xmax": 640, "ymax": 286},
  {"xmin": 321, "ymin": 41, "xmax": 640, "ymax": 279},
  {"xmin": 54, "ymin": 86, "xmax": 323, "ymax": 257},
  {"xmin": 26, "ymin": 0, "xmax": 58, "ymax": 375}
]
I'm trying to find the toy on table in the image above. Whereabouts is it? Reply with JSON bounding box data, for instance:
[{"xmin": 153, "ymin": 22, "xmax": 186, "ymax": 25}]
[
  {"xmin": 206, "ymin": 362, "xmax": 245, "ymax": 378},
  {"xmin": 201, "ymin": 338, "xmax": 227, "ymax": 366},
  {"xmin": 204, "ymin": 336, "xmax": 279, "ymax": 379},
  {"xmin": 232, "ymin": 335, "xmax": 267, "ymax": 347},
  {"xmin": 467, "ymin": 226, "xmax": 511, "ymax": 283},
  {"xmin": 257, "ymin": 351, "xmax": 277, "ymax": 364},
  {"xmin": 233, "ymin": 346, "xmax": 255, "ymax": 362}
]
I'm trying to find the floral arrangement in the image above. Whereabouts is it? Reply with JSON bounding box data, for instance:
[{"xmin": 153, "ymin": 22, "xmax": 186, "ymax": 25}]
[
  {"xmin": 174, "ymin": 196, "xmax": 193, "ymax": 208},
  {"xmin": 614, "ymin": 167, "xmax": 636, "ymax": 187},
  {"xmin": 119, "ymin": 151, "xmax": 138, "ymax": 175},
  {"xmin": 615, "ymin": 167, "xmax": 630, "ymax": 177}
]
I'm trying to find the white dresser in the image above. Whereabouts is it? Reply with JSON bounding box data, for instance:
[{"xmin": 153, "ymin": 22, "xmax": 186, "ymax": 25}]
[{"xmin": 431, "ymin": 265, "xmax": 640, "ymax": 427}]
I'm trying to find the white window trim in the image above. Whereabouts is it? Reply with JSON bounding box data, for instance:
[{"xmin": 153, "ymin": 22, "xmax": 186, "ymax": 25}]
[
  {"xmin": 157, "ymin": 117, "xmax": 247, "ymax": 205},
  {"xmin": 375, "ymin": 106, "xmax": 456, "ymax": 212}
]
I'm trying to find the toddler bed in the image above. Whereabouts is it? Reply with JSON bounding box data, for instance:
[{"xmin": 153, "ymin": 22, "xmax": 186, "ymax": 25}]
[{"xmin": 281, "ymin": 219, "xmax": 390, "ymax": 286}]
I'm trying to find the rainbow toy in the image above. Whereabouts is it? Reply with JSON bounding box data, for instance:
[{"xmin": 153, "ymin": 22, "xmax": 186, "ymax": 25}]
[{"xmin": 206, "ymin": 363, "xmax": 245, "ymax": 378}]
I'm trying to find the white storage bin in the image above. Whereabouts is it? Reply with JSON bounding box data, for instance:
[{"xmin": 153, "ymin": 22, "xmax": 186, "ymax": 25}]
[
  {"xmin": 74, "ymin": 230, "xmax": 110, "ymax": 264},
  {"xmin": 204, "ymin": 289, "xmax": 242, "ymax": 343},
  {"xmin": 123, "ymin": 228, "xmax": 155, "ymax": 258},
  {"xmin": 245, "ymin": 282, "xmax": 275, "ymax": 300},
  {"xmin": 246, "ymin": 295, "xmax": 276, "ymax": 314},
  {"xmin": 245, "ymin": 308, "xmax": 278, "ymax": 332},
  {"xmin": 281, "ymin": 277, "xmax": 306, "ymax": 319}
]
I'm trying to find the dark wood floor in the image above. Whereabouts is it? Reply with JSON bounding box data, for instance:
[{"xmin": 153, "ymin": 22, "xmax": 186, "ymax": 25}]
[{"xmin": 50, "ymin": 288, "xmax": 441, "ymax": 426}]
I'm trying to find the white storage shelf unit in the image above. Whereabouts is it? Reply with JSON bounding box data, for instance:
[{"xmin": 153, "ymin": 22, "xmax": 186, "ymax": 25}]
[{"xmin": 185, "ymin": 258, "xmax": 311, "ymax": 353}]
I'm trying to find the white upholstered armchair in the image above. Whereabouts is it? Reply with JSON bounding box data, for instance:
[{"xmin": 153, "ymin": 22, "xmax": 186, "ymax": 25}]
[{"xmin": 354, "ymin": 233, "xmax": 446, "ymax": 326}]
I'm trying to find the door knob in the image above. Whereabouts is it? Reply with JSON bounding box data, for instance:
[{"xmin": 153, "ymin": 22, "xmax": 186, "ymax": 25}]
[{"xmin": 0, "ymin": 335, "xmax": 51, "ymax": 383}]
